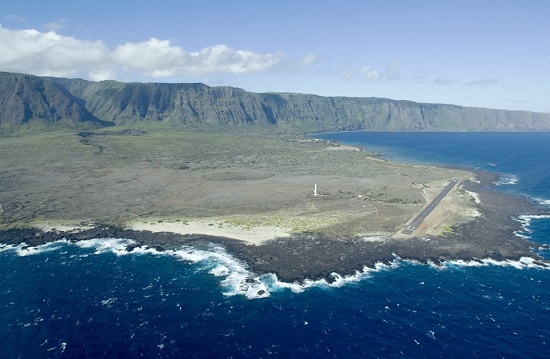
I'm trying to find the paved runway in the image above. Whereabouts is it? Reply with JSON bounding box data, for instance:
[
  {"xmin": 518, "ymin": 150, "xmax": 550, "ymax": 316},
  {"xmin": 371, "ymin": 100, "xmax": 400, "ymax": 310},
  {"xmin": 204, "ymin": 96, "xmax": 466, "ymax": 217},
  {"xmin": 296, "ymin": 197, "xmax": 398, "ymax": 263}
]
[{"xmin": 401, "ymin": 179, "xmax": 458, "ymax": 235}]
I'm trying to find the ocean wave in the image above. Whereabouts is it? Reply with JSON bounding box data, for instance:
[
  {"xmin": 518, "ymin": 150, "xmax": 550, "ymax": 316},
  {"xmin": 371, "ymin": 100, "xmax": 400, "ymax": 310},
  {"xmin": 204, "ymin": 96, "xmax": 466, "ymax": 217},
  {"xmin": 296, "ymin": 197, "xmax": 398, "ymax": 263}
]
[
  {"xmin": 430, "ymin": 257, "xmax": 549, "ymax": 270},
  {"xmin": 71, "ymin": 239, "xmax": 272, "ymax": 299},
  {"xmin": 119, "ymin": 243, "xmax": 407, "ymax": 299},
  {"xmin": 268, "ymin": 261, "xmax": 402, "ymax": 295},
  {"xmin": 0, "ymin": 243, "xmax": 18, "ymax": 252},
  {"xmin": 3, "ymin": 238, "xmax": 549, "ymax": 299},
  {"xmin": 2, "ymin": 237, "xmax": 402, "ymax": 299},
  {"xmin": 72, "ymin": 239, "xmax": 271, "ymax": 299},
  {"xmin": 74, "ymin": 237, "xmax": 137, "ymax": 255},
  {"xmin": 494, "ymin": 173, "xmax": 518, "ymax": 186},
  {"xmin": 169, "ymin": 246, "xmax": 400, "ymax": 299},
  {"xmin": 514, "ymin": 214, "xmax": 550, "ymax": 238},
  {"xmin": 14, "ymin": 240, "xmax": 69, "ymax": 256},
  {"xmin": 169, "ymin": 244, "xmax": 272, "ymax": 299},
  {"xmin": 0, "ymin": 238, "xmax": 130, "ymax": 257}
]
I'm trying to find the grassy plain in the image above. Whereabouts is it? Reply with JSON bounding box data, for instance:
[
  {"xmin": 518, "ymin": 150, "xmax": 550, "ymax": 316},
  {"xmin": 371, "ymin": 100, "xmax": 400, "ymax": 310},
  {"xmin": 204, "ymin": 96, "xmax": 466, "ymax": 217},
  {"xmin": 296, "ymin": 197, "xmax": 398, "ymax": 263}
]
[{"xmin": 0, "ymin": 127, "xmax": 476, "ymax": 239}]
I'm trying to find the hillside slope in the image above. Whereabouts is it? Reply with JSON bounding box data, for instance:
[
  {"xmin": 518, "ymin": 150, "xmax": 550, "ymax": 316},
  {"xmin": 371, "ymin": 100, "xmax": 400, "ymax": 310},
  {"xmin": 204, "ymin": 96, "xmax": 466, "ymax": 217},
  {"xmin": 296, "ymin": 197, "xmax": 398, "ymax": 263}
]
[
  {"xmin": 1, "ymin": 72, "xmax": 549, "ymax": 131},
  {"xmin": 0, "ymin": 72, "xmax": 110, "ymax": 128}
]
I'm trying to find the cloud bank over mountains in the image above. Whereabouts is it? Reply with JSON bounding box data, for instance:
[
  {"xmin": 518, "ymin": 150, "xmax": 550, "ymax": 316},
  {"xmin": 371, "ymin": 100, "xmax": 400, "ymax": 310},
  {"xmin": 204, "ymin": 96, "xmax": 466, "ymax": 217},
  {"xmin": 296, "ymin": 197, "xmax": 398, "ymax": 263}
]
[{"xmin": 0, "ymin": 25, "xmax": 313, "ymax": 81}]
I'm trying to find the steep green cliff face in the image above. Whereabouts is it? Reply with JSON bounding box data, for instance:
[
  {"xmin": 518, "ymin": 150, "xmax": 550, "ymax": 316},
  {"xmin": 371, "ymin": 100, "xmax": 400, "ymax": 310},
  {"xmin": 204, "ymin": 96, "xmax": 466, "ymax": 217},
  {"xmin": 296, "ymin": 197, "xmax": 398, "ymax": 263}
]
[
  {"xmin": 0, "ymin": 72, "xmax": 110, "ymax": 128},
  {"xmin": 54, "ymin": 79, "xmax": 273, "ymax": 126},
  {"xmin": 2, "ymin": 72, "xmax": 550, "ymax": 131}
]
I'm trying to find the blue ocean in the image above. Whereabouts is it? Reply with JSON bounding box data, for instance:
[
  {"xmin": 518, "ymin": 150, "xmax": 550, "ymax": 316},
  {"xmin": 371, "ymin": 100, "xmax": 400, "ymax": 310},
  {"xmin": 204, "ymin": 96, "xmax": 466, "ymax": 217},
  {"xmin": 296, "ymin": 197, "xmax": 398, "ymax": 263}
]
[{"xmin": 1, "ymin": 132, "xmax": 549, "ymax": 358}]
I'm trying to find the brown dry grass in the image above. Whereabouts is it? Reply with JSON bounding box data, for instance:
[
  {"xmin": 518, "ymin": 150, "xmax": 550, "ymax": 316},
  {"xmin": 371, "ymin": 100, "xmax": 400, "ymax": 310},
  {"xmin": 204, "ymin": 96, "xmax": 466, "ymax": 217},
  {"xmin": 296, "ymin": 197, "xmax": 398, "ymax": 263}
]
[{"xmin": 0, "ymin": 129, "xmax": 476, "ymax": 238}]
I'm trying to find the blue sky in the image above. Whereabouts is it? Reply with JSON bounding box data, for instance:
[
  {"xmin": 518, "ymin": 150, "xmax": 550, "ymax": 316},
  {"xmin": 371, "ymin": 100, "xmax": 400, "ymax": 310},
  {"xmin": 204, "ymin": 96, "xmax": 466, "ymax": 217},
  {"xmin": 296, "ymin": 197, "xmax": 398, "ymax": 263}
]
[{"xmin": 1, "ymin": 0, "xmax": 549, "ymax": 112}]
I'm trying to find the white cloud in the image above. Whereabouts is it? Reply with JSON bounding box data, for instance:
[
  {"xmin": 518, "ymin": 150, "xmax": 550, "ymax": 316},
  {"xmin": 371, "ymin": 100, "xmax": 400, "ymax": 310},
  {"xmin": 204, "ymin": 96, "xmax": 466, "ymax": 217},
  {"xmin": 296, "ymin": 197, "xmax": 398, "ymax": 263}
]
[
  {"xmin": 342, "ymin": 66, "xmax": 381, "ymax": 81},
  {"xmin": 2, "ymin": 14, "xmax": 26, "ymax": 23},
  {"xmin": 359, "ymin": 66, "xmax": 382, "ymax": 81},
  {"xmin": 464, "ymin": 78, "xmax": 500, "ymax": 87},
  {"xmin": 301, "ymin": 53, "xmax": 318, "ymax": 66},
  {"xmin": 341, "ymin": 61, "xmax": 401, "ymax": 82},
  {"xmin": 89, "ymin": 69, "xmax": 114, "ymax": 82},
  {"xmin": 0, "ymin": 25, "xmax": 109, "ymax": 78},
  {"xmin": 0, "ymin": 26, "xmax": 310, "ymax": 81},
  {"xmin": 434, "ymin": 77, "xmax": 457, "ymax": 86},
  {"xmin": 42, "ymin": 19, "xmax": 68, "ymax": 32},
  {"xmin": 113, "ymin": 40, "xmax": 283, "ymax": 77}
]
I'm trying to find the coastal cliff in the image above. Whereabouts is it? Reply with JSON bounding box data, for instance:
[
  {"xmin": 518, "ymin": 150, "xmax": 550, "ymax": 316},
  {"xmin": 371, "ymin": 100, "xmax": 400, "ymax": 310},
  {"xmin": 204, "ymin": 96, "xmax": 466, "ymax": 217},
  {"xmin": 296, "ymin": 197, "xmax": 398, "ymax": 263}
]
[{"xmin": 1, "ymin": 71, "xmax": 550, "ymax": 131}]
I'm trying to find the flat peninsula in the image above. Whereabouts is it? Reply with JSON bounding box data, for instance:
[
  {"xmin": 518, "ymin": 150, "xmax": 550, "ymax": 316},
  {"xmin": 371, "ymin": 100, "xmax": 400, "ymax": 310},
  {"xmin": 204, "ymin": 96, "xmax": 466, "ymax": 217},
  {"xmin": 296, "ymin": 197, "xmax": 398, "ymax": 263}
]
[{"xmin": 1, "ymin": 130, "xmax": 548, "ymax": 282}]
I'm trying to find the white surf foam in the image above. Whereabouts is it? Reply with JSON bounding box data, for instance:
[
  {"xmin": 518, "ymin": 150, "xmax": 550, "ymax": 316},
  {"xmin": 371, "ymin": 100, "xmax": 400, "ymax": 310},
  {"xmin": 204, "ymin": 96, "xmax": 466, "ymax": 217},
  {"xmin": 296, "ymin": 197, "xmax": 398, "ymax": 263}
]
[
  {"xmin": 435, "ymin": 257, "xmax": 550, "ymax": 270},
  {"xmin": 167, "ymin": 244, "xmax": 271, "ymax": 299},
  {"xmin": 494, "ymin": 173, "xmax": 518, "ymax": 186},
  {"xmin": 74, "ymin": 238, "xmax": 136, "ymax": 255},
  {"xmin": 0, "ymin": 243, "xmax": 18, "ymax": 252},
  {"xmin": 152, "ymin": 243, "xmax": 402, "ymax": 299},
  {"xmin": 92, "ymin": 239, "xmax": 550, "ymax": 298},
  {"xmin": 74, "ymin": 238, "xmax": 407, "ymax": 299},
  {"xmin": 261, "ymin": 260, "xmax": 401, "ymax": 295},
  {"xmin": 105, "ymin": 240, "xmax": 404, "ymax": 298},
  {"xmin": 63, "ymin": 238, "xmax": 271, "ymax": 299},
  {"xmin": 518, "ymin": 214, "xmax": 550, "ymax": 225},
  {"xmin": 514, "ymin": 214, "xmax": 550, "ymax": 239},
  {"xmin": 4, "ymin": 236, "xmax": 549, "ymax": 299},
  {"xmin": 15, "ymin": 240, "xmax": 69, "ymax": 257}
]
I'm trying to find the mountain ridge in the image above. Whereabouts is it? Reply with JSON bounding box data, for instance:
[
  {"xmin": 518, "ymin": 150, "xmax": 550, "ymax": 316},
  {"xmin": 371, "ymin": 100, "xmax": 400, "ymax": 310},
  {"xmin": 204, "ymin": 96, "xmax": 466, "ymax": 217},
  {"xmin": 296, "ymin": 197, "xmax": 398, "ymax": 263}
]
[
  {"xmin": 1, "ymin": 71, "xmax": 549, "ymax": 132},
  {"xmin": 0, "ymin": 72, "xmax": 112, "ymax": 128}
]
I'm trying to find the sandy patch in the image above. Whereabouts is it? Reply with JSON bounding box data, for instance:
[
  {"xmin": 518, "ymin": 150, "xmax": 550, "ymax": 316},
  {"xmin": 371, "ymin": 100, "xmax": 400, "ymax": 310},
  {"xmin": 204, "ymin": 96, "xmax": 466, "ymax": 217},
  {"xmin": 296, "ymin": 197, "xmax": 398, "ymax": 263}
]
[
  {"xmin": 128, "ymin": 220, "xmax": 291, "ymax": 245},
  {"xmin": 36, "ymin": 222, "xmax": 94, "ymax": 233},
  {"xmin": 465, "ymin": 190, "xmax": 481, "ymax": 204},
  {"xmin": 361, "ymin": 235, "xmax": 388, "ymax": 242},
  {"xmin": 324, "ymin": 145, "xmax": 361, "ymax": 151}
]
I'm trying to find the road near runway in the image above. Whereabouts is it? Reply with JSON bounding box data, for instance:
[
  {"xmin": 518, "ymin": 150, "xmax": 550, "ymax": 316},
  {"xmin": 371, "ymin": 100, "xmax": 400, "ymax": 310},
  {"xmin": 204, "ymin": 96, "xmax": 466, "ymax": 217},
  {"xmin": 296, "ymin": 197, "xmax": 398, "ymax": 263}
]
[{"xmin": 401, "ymin": 179, "xmax": 459, "ymax": 235}]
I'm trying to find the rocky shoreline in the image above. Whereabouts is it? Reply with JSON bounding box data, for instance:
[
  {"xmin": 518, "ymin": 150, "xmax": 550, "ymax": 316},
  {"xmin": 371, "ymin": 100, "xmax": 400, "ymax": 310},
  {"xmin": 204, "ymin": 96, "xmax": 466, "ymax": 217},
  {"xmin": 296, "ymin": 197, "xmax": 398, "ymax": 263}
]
[{"xmin": 1, "ymin": 170, "xmax": 548, "ymax": 283}]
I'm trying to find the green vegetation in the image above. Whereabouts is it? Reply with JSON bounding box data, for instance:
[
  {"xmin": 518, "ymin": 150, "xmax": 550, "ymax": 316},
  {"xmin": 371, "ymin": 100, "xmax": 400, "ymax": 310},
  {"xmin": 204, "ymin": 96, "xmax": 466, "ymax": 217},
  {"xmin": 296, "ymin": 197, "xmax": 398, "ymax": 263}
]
[
  {"xmin": 361, "ymin": 186, "xmax": 423, "ymax": 204},
  {"xmin": 441, "ymin": 225, "xmax": 455, "ymax": 236},
  {"xmin": 3, "ymin": 71, "xmax": 550, "ymax": 132}
]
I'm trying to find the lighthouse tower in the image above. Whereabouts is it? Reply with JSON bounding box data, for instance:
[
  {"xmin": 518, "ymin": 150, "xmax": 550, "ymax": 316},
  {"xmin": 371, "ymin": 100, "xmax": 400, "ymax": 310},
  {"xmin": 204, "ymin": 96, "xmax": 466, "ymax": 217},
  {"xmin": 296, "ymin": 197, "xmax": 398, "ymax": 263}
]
[{"xmin": 314, "ymin": 184, "xmax": 319, "ymax": 196}]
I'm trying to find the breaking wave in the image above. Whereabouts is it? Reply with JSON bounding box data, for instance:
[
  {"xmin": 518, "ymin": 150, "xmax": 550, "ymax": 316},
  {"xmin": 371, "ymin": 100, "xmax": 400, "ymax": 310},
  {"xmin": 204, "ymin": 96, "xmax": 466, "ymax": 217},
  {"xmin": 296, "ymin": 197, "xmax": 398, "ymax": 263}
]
[
  {"xmin": 514, "ymin": 214, "xmax": 550, "ymax": 237},
  {"xmin": 430, "ymin": 257, "xmax": 550, "ymax": 270},
  {"xmin": 494, "ymin": 173, "xmax": 518, "ymax": 186},
  {"xmin": 13, "ymin": 240, "xmax": 69, "ymax": 256},
  {"xmin": 2, "ymin": 237, "xmax": 548, "ymax": 300}
]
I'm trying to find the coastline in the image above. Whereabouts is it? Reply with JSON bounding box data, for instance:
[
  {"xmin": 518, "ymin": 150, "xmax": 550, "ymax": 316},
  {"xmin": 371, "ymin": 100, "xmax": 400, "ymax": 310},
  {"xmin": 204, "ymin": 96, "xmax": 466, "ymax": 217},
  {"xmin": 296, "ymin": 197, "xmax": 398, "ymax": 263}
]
[
  {"xmin": 1, "ymin": 131, "xmax": 549, "ymax": 283},
  {"xmin": 1, "ymin": 169, "xmax": 548, "ymax": 283}
]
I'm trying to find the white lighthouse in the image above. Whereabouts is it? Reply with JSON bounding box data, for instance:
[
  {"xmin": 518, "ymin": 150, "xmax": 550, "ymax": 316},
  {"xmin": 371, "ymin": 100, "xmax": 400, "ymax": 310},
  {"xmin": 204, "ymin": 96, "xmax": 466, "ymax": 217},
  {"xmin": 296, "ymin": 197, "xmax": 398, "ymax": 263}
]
[{"xmin": 314, "ymin": 184, "xmax": 319, "ymax": 196}]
